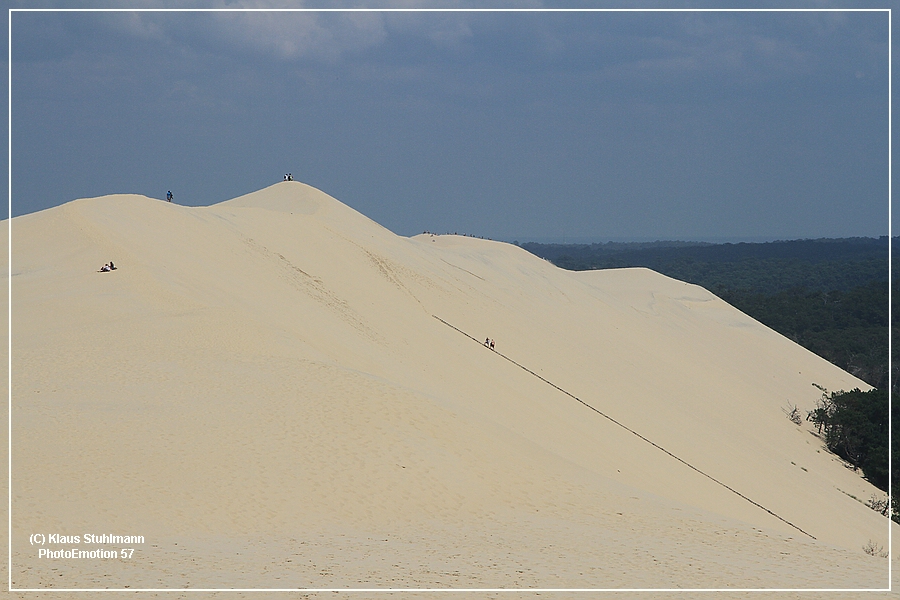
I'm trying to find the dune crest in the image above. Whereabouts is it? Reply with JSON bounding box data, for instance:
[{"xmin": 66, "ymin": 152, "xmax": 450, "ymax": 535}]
[
  {"xmin": 223, "ymin": 181, "xmax": 335, "ymax": 215},
  {"xmin": 7, "ymin": 182, "xmax": 893, "ymax": 590}
]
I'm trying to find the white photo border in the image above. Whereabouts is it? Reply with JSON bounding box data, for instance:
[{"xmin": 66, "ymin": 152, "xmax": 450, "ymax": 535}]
[{"xmin": 7, "ymin": 5, "xmax": 893, "ymax": 593}]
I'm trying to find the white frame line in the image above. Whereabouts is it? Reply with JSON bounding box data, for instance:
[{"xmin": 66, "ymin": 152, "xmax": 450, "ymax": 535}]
[{"xmin": 6, "ymin": 6, "xmax": 11, "ymax": 595}]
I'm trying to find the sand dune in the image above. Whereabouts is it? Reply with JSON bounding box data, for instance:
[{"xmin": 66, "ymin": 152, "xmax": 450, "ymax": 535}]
[{"xmin": 4, "ymin": 181, "xmax": 894, "ymax": 594}]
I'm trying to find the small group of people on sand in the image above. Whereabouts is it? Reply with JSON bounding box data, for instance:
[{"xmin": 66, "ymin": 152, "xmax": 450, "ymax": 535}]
[
  {"xmin": 283, "ymin": 174, "xmax": 294, "ymax": 181},
  {"xmin": 421, "ymin": 231, "xmax": 492, "ymax": 240},
  {"xmin": 484, "ymin": 337, "xmax": 495, "ymax": 350},
  {"xmin": 98, "ymin": 261, "xmax": 117, "ymax": 273}
]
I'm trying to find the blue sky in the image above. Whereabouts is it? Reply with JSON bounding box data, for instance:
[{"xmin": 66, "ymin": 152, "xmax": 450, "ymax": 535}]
[{"xmin": 6, "ymin": 4, "xmax": 893, "ymax": 242}]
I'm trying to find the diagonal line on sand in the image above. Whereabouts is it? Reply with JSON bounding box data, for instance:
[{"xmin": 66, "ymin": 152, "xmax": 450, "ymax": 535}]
[{"xmin": 433, "ymin": 314, "xmax": 817, "ymax": 541}]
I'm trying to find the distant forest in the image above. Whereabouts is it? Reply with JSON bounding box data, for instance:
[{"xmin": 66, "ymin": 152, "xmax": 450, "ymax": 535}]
[{"xmin": 520, "ymin": 237, "xmax": 895, "ymax": 497}]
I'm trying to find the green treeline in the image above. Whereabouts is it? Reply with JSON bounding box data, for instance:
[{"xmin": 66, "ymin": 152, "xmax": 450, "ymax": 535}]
[
  {"xmin": 807, "ymin": 386, "xmax": 898, "ymax": 521},
  {"xmin": 520, "ymin": 237, "xmax": 887, "ymax": 294},
  {"xmin": 808, "ymin": 387, "xmax": 893, "ymax": 493},
  {"xmin": 520, "ymin": 237, "xmax": 894, "ymax": 496}
]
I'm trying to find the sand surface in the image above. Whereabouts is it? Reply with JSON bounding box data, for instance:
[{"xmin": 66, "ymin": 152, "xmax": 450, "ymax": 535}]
[{"xmin": 3, "ymin": 182, "xmax": 895, "ymax": 596}]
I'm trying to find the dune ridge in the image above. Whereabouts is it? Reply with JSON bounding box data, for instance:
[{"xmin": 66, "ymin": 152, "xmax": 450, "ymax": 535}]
[{"xmin": 5, "ymin": 181, "xmax": 894, "ymax": 592}]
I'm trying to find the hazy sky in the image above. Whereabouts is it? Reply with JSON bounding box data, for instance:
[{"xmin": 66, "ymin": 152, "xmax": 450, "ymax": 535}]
[{"xmin": 7, "ymin": 4, "xmax": 893, "ymax": 242}]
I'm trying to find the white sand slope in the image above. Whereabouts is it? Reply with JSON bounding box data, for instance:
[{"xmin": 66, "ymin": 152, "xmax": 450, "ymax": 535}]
[{"xmin": 4, "ymin": 181, "xmax": 895, "ymax": 592}]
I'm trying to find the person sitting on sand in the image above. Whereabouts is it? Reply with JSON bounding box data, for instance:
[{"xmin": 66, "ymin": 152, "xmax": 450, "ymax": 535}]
[
  {"xmin": 109, "ymin": 261, "xmax": 116, "ymax": 270},
  {"xmin": 485, "ymin": 337, "xmax": 490, "ymax": 347},
  {"xmin": 99, "ymin": 264, "xmax": 110, "ymax": 272},
  {"xmin": 490, "ymin": 339, "xmax": 495, "ymax": 350}
]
